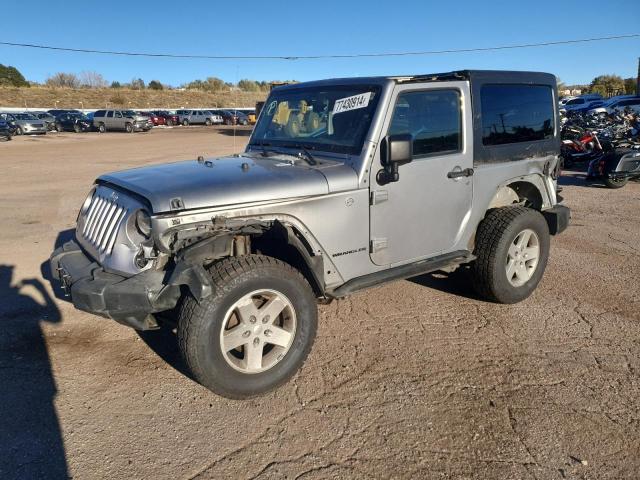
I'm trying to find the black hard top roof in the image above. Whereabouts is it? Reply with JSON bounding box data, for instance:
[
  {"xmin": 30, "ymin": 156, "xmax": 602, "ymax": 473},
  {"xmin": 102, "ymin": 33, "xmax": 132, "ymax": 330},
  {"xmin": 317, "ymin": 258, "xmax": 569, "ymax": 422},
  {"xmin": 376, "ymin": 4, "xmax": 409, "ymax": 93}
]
[{"xmin": 275, "ymin": 70, "xmax": 557, "ymax": 91}]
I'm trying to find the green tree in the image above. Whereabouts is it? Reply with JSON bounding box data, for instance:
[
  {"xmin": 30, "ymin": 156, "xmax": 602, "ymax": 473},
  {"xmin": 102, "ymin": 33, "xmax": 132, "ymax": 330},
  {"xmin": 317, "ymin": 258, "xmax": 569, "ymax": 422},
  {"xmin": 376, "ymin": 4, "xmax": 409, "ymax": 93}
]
[
  {"xmin": 148, "ymin": 80, "xmax": 163, "ymax": 90},
  {"xmin": 623, "ymin": 77, "xmax": 637, "ymax": 95},
  {"xmin": 110, "ymin": 81, "xmax": 122, "ymax": 89},
  {"xmin": 589, "ymin": 74, "xmax": 625, "ymax": 97},
  {"xmin": 0, "ymin": 64, "xmax": 29, "ymax": 87}
]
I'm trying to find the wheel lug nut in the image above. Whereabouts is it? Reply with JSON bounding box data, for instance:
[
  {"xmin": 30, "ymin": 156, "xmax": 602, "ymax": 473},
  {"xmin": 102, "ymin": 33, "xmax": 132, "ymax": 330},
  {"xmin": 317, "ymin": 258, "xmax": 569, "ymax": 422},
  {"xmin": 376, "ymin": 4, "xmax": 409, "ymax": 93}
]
[
  {"xmin": 262, "ymin": 315, "xmax": 270, "ymax": 324},
  {"xmin": 249, "ymin": 316, "xmax": 257, "ymax": 324},
  {"xmin": 243, "ymin": 330, "xmax": 251, "ymax": 338},
  {"xmin": 253, "ymin": 338, "xmax": 260, "ymax": 346},
  {"xmin": 264, "ymin": 329, "xmax": 272, "ymax": 337}
]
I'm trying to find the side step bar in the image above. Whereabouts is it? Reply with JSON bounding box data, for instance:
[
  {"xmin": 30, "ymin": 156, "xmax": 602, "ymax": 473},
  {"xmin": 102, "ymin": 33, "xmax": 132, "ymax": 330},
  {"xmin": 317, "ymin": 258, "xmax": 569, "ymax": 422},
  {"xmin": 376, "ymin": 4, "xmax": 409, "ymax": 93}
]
[{"xmin": 327, "ymin": 250, "xmax": 473, "ymax": 298}]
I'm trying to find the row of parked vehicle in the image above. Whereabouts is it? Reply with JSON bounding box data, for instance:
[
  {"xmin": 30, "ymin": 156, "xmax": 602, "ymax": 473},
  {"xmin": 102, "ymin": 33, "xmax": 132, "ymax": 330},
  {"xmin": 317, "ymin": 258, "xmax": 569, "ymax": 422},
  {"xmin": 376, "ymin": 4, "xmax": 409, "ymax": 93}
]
[
  {"xmin": 0, "ymin": 108, "xmax": 257, "ymax": 140},
  {"xmin": 559, "ymin": 93, "xmax": 640, "ymax": 115},
  {"xmin": 560, "ymin": 107, "xmax": 640, "ymax": 188}
]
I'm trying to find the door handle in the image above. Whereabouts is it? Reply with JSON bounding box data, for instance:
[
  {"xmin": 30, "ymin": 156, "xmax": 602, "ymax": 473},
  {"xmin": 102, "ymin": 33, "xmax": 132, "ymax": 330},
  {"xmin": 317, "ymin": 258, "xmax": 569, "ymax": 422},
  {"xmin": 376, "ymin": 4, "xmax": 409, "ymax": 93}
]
[{"xmin": 447, "ymin": 168, "xmax": 474, "ymax": 179}]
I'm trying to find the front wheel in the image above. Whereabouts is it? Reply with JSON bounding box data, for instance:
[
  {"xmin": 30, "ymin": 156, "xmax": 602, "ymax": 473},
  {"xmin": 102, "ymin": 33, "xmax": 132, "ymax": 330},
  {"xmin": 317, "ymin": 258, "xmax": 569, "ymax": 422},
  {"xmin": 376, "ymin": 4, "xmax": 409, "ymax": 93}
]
[
  {"xmin": 182, "ymin": 119, "xmax": 189, "ymax": 126},
  {"xmin": 73, "ymin": 123, "xmax": 81, "ymax": 133},
  {"xmin": 125, "ymin": 122, "xmax": 133, "ymax": 133},
  {"xmin": 56, "ymin": 123, "xmax": 64, "ymax": 132},
  {"xmin": 471, "ymin": 206, "xmax": 550, "ymax": 304},
  {"xmin": 177, "ymin": 255, "xmax": 317, "ymax": 399},
  {"xmin": 15, "ymin": 126, "xmax": 23, "ymax": 135},
  {"xmin": 205, "ymin": 118, "xmax": 212, "ymax": 126}
]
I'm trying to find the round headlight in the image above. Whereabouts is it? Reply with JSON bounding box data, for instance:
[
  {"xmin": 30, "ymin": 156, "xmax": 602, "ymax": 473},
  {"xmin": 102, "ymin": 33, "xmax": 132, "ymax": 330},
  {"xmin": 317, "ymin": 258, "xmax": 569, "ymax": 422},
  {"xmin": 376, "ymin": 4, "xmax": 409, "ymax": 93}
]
[{"xmin": 135, "ymin": 210, "xmax": 152, "ymax": 237}]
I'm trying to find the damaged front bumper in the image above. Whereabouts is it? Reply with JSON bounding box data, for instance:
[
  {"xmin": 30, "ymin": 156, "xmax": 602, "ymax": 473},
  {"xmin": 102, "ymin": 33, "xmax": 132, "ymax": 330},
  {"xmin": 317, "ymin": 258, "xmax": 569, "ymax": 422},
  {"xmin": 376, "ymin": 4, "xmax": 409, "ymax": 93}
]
[{"xmin": 49, "ymin": 240, "xmax": 211, "ymax": 330}]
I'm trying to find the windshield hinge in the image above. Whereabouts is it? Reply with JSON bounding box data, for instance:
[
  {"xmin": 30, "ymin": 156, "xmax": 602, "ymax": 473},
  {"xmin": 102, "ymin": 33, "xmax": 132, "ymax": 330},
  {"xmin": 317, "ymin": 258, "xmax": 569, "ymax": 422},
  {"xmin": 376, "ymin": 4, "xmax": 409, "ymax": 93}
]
[{"xmin": 370, "ymin": 190, "xmax": 389, "ymax": 205}]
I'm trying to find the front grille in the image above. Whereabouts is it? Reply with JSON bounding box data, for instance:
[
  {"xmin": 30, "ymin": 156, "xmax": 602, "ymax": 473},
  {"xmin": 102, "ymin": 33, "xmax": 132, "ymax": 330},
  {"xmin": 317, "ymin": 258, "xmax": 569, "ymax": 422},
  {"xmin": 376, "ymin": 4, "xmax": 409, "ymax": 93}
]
[{"xmin": 80, "ymin": 193, "xmax": 129, "ymax": 255}]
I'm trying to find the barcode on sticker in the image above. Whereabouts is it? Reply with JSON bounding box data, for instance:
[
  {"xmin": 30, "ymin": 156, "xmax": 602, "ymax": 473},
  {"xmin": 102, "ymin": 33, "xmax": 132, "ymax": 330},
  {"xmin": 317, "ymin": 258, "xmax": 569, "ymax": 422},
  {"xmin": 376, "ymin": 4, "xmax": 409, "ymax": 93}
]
[{"xmin": 333, "ymin": 92, "xmax": 372, "ymax": 115}]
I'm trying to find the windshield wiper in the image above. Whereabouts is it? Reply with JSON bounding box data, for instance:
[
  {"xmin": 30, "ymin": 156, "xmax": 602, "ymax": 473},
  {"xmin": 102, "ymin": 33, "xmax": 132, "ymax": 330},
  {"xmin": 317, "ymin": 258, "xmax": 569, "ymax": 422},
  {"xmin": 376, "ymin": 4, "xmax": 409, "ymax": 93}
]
[{"xmin": 280, "ymin": 143, "xmax": 317, "ymax": 166}]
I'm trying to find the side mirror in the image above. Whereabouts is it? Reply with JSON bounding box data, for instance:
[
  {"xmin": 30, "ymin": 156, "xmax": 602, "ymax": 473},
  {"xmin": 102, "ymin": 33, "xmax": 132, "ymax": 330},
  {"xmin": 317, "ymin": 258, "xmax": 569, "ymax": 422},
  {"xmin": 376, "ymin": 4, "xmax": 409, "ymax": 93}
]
[{"xmin": 377, "ymin": 134, "xmax": 413, "ymax": 185}]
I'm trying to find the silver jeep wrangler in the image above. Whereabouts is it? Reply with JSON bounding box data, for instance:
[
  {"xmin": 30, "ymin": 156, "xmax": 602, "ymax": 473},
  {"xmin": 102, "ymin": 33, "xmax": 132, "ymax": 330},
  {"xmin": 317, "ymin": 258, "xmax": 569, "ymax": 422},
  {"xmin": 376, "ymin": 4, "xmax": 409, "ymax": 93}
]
[{"xmin": 50, "ymin": 70, "xmax": 569, "ymax": 398}]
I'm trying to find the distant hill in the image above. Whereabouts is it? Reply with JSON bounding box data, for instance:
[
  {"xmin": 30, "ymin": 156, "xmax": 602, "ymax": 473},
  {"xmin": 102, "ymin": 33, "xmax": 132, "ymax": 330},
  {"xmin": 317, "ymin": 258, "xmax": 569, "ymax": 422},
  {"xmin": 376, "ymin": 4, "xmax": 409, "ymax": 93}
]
[{"xmin": 0, "ymin": 86, "xmax": 267, "ymax": 109}]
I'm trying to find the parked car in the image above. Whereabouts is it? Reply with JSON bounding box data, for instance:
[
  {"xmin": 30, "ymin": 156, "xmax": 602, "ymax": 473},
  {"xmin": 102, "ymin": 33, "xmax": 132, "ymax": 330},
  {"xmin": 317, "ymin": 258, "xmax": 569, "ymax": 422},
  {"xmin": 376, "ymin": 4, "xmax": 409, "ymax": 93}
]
[
  {"xmin": 31, "ymin": 111, "xmax": 57, "ymax": 131},
  {"xmin": 0, "ymin": 117, "xmax": 12, "ymax": 141},
  {"xmin": 137, "ymin": 111, "xmax": 166, "ymax": 126},
  {"xmin": 54, "ymin": 112, "xmax": 93, "ymax": 133},
  {"xmin": 210, "ymin": 109, "xmax": 241, "ymax": 125},
  {"xmin": 561, "ymin": 95, "xmax": 604, "ymax": 113},
  {"xmin": 50, "ymin": 70, "xmax": 569, "ymax": 399},
  {"xmin": 92, "ymin": 110, "xmax": 152, "ymax": 133},
  {"xmin": 588, "ymin": 96, "xmax": 640, "ymax": 115},
  {"xmin": 176, "ymin": 109, "xmax": 221, "ymax": 126},
  {"xmin": 0, "ymin": 112, "xmax": 47, "ymax": 135},
  {"xmin": 47, "ymin": 109, "xmax": 82, "ymax": 117},
  {"xmin": 152, "ymin": 110, "xmax": 180, "ymax": 126}
]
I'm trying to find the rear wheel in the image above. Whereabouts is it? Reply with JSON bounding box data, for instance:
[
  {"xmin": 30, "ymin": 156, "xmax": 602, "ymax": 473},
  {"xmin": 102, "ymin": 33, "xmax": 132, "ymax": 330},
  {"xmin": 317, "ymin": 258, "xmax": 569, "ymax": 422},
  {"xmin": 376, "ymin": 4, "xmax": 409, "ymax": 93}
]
[
  {"xmin": 16, "ymin": 126, "xmax": 23, "ymax": 135},
  {"xmin": 471, "ymin": 206, "xmax": 550, "ymax": 304},
  {"xmin": 98, "ymin": 123, "xmax": 106, "ymax": 133},
  {"xmin": 177, "ymin": 255, "xmax": 317, "ymax": 399},
  {"xmin": 604, "ymin": 177, "xmax": 628, "ymax": 189},
  {"xmin": 73, "ymin": 123, "xmax": 81, "ymax": 133}
]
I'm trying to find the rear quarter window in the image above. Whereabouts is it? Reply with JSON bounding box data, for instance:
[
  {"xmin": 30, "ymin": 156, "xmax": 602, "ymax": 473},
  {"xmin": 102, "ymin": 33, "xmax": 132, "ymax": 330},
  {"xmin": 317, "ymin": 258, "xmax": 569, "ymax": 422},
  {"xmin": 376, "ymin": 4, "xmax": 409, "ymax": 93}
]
[{"xmin": 480, "ymin": 85, "xmax": 554, "ymax": 146}]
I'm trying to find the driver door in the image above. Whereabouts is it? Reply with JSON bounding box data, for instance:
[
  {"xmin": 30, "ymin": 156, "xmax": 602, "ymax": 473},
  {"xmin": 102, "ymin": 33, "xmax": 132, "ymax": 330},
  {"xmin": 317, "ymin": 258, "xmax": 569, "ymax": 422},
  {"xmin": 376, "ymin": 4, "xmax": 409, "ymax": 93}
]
[{"xmin": 369, "ymin": 81, "xmax": 473, "ymax": 266}]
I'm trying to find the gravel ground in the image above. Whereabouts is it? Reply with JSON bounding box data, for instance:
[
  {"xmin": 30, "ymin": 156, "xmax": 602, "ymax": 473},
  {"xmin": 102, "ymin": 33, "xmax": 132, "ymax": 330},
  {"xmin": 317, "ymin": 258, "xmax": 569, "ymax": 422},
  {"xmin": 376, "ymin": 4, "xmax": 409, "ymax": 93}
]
[{"xmin": 0, "ymin": 127, "xmax": 638, "ymax": 479}]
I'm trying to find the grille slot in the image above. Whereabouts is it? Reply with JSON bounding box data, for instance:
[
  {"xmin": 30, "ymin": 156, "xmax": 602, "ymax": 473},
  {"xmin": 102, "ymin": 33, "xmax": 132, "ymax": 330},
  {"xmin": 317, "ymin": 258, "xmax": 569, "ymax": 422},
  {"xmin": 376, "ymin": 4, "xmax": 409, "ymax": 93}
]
[{"xmin": 80, "ymin": 193, "xmax": 128, "ymax": 255}]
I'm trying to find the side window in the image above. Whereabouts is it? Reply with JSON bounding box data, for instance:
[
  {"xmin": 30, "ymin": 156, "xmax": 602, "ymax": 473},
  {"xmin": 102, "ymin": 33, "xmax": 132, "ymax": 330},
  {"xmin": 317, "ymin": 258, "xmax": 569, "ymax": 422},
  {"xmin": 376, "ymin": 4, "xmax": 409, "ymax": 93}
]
[
  {"xmin": 115, "ymin": 111, "xmax": 122, "ymax": 118},
  {"xmin": 481, "ymin": 85, "xmax": 554, "ymax": 146},
  {"xmin": 106, "ymin": 111, "xmax": 114, "ymax": 118},
  {"xmin": 388, "ymin": 89, "xmax": 462, "ymax": 157}
]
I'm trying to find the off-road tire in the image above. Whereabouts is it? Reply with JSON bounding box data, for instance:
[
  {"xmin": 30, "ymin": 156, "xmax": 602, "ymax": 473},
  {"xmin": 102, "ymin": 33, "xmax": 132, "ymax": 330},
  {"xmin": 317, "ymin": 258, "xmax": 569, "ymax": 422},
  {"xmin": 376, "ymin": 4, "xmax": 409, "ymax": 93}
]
[
  {"xmin": 177, "ymin": 255, "xmax": 318, "ymax": 399},
  {"xmin": 471, "ymin": 206, "xmax": 550, "ymax": 304},
  {"xmin": 98, "ymin": 123, "xmax": 106, "ymax": 133}
]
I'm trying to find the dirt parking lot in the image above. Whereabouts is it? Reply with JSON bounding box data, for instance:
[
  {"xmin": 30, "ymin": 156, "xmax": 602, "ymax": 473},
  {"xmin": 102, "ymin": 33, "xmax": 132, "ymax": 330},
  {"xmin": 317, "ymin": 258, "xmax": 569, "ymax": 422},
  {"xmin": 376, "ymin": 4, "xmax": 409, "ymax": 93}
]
[{"xmin": 0, "ymin": 127, "xmax": 639, "ymax": 479}]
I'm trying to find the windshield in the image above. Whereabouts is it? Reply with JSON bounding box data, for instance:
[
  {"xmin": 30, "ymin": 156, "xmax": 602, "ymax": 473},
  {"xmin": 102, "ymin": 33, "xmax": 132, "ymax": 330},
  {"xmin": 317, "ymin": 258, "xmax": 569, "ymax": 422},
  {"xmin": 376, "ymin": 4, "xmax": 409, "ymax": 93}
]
[
  {"xmin": 251, "ymin": 85, "xmax": 381, "ymax": 155},
  {"xmin": 15, "ymin": 113, "xmax": 38, "ymax": 120}
]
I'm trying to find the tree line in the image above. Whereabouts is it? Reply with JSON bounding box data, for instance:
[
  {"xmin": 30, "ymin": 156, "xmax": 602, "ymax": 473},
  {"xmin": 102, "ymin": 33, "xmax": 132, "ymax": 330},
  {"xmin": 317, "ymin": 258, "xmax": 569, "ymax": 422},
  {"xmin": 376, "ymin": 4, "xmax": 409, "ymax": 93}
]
[
  {"xmin": 1, "ymin": 63, "xmax": 636, "ymax": 96},
  {"xmin": 0, "ymin": 64, "xmax": 291, "ymax": 93}
]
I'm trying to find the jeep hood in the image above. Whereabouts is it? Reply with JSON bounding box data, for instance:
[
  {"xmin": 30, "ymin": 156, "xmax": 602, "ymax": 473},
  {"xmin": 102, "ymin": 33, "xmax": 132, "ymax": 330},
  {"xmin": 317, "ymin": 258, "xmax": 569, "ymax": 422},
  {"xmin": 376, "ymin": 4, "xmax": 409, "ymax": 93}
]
[{"xmin": 98, "ymin": 155, "xmax": 357, "ymax": 213}]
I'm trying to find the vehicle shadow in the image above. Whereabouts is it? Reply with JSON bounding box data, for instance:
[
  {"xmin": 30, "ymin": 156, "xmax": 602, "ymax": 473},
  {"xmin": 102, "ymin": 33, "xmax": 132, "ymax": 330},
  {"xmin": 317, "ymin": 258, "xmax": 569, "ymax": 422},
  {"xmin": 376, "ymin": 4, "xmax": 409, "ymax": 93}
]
[
  {"xmin": 408, "ymin": 268, "xmax": 484, "ymax": 301},
  {"xmin": 216, "ymin": 126, "xmax": 253, "ymax": 137},
  {"xmin": 137, "ymin": 320, "xmax": 195, "ymax": 382},
  {"xmin": 0, "ymin": 265, "xmax": 68, "ymax": 479},
  {"xmin": 558, "ymin": 173, "xmax": 608, "ymax": 189}
]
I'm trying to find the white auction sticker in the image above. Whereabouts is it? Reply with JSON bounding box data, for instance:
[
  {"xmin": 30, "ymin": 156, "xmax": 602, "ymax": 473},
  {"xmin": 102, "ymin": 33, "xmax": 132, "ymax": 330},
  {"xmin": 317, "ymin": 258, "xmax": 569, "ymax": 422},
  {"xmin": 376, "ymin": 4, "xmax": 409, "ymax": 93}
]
[{"xmin": 333, "ymin": 92, "xmax": 372, "ymax": 115}]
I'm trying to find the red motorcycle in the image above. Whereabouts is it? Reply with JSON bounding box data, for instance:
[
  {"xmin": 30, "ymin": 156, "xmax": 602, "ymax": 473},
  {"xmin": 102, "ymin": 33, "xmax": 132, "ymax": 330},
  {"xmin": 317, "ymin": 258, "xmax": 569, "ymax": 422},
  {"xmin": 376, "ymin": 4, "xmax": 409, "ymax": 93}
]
[{"xmin": 561, "ymin": 130, "xmax": 602, "ymax": 169}]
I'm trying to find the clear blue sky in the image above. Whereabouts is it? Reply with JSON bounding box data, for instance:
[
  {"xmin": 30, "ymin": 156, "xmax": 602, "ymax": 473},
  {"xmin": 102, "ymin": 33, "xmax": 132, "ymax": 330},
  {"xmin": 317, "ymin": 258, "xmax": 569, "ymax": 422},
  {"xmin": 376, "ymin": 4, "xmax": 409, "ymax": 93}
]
[{"xmin": 1, "ymin": 0, "xmax": 639, "ymax": 86}]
